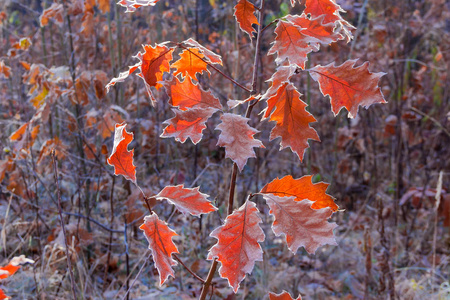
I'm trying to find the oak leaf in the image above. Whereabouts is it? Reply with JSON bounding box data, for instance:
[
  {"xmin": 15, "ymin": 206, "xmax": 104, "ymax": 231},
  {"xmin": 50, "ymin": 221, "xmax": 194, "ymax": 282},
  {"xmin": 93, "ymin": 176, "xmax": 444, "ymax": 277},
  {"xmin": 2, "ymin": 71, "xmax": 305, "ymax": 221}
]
[
  {"xmin": 161, "ymin": 107, "xmax": 217, "ymax": 144},
  {"xmin": 268, "ymin": 20, "xmax": 315, "ymax": 69},
  {"xmin": 261, "ymin": 194, "xmax": 337, "ymax": 254},
  {"xmin": 262, "ymin": 83, "xmax": 319, "ymax": 161},
  {"xmin": 183, "ymin": 38, "xmax": 223, "ymax": 65},
  {"xmin": 163, "ymin": 76, "xmax": 222, "ymax": 111},
  {"xmin": 216, "ymin": 113, "xmax": 264, "ymax": 171},
  {"xmin": 171, "ymin": 48, "xmax": 210, "ymax": 79},
  {"xmin": 234, "ymin": 0, "xmax": 259, "ymax": 38},
  {"xmin": 260, "ymin": 175, "xmax": 338, "ymax": 211},
  {"xmin": 155, "ymin": 185, "xmax": 217, "ymax": 217},
  {"xmin": 139, "ymin": 213, "xmax": 179, "ymax": 286},
  {"xmin": 304, "ymin": 0, "xmax": 354, "ymax": 42},
  {"xmin": 262, "ymin": 65, "xmax": 297, "ymax": 100},
  {"xmin": 285, "ymin": 14, "xmax": 344, "ymax": 48},
  {"xmin": 117, "ymin": 0, "xmax": 160, "ymax": 13},
  {"xmin": 309, "ymin": 60, "xmax": 386, "ymax": 118},
  {"xmin": 107, "ymin": 123, "xmax": 136, "ymax": 183},
  {"xmin": 269, "ymin": 291, "xmax": 302, "ymax": 300},
  {"xmin": 106, "ymin": 43, "xmax": 174, "ymax": 105},
  {"xmin": 207, "ymin": 200, "xmax": 265, "ymax": 293}
]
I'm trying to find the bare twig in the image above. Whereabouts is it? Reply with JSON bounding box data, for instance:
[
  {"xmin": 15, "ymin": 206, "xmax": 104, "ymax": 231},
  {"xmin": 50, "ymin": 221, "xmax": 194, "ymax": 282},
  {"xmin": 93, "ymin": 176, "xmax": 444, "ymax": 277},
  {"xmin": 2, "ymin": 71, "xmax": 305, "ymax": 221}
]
[{"xmin": 52, "ymin": 149, "xmax": 78, "ymax": 300}]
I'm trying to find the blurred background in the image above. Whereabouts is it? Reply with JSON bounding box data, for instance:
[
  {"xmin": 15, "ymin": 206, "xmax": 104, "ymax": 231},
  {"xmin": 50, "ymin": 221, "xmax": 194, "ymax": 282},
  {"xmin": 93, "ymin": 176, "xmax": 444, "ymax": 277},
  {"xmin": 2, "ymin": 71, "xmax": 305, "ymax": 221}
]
[{"xmin": 0, "ymin": 0, "xmax": 449, "ymax": 298}]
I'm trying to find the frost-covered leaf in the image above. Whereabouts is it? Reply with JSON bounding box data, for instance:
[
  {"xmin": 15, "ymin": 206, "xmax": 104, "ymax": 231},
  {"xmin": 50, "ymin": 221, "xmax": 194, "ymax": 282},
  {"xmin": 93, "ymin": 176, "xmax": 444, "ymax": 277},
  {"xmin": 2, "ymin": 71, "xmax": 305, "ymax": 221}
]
[
  {"xmin": 234, "ymin": 0, "xmax": 259, "ymax": 38},
  {"xmin": 262, "ymin": 83, "xmax": 319, "ymax": 161},
  {"xmin": 261, "ymin": 194, "xmax": 337, "ymax": 254},
  {"xmin": 155, "ymin": 185, "xmax": 217, "ymax": 217},
  {"xmin": 207, "ymin": 200, "xmax": 265, "ymax": 293},
  {"xmin": 107, "ymin": 123, "xmax": 136, "ymax": 183},
  {"xmin": 139, "ymin": 213, "xmax": 179, "ymax": 286},
  {"xmin": 216, "ymin": 113, "xmax": 264, "ymax": 171},
  {"xmin": 309, "ymin": 60, "xmax": 386, "ymax": 118},
  {"xmin": 260, "ymin": 175, "xmax": 338, "ymax": 211}
]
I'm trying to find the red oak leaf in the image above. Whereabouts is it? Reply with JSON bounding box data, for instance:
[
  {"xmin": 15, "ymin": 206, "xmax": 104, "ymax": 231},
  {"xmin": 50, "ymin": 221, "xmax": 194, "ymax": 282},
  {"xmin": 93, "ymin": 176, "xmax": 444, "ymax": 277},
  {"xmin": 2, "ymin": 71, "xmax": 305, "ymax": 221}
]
[
  {"xmin": 309, "ymin": 60, "xmax": 386, "ymax": 118},
  {"xmin": 216, "ymin": 113, "xmax": 264, "ymax": 171},
  {"xmin": 262, "ymin": 65, "xmax": 297, "ymax": 99},
  {"xmin": 260, "ymin": 175, "xmax": 338, "ymax": 211},
  {"xmin": 268, "ymin": 20, "xmax": 315, "ymax": 69},
  {"xmin": 163, "ymin": 76, "xmax": 222, "ymax": 111},
  {"xmin": 161, "ymin": 107, "xmax": 217, "ymax": 144},
  {"xmin": 285, "ymin": 14, "xmax": 344, "ymax": 48},
  {"xmin": 304, "ymin": 0, "xmax": 342, "ymax": 23},
  {"xmin": 138, "ymin": 43, "xmax": 174, "ymax": 90},
  {"xmin": 269, "ymin": 290, "xmax": 302, "ymax": 300},
  {"xmin": 234, "ymin": 0, "xmax": 259, "ymax": 38},
  {"xmin": 106, "ymin": 43, "xmax": 174, "ymax": 105},
  {"xmin": 207, "ymin": 200, "xmax": 265, "ymax": 293},
  {"xmin": 105, "ymin": 63, "xmax": 140, "ymax": 93},
  {"xmin": 117, "ymin": 0, "xmax": 160, "ymax": 13},
  {"xmin": 261, "ymin": 194, "xmax": 337, "ymax": 254},
  {"xmin": 0, "ymin": 255, "xmax": 34, "ymax": 280},
  {"xmin": 304, "ymin": 0, "xmax": 354, "ymax": 41},
  {"xmin": 171, "ymin": 48, "xmax": 209, "ymax": 79},
  {"xmin": 183, "ymin": 38, "xmax": 223, "ymax": 65},
  {"xmin": 0, "ymin": 288, "xmax": 8, "ymax": 300},
  {"xmin": 107, "ymin": 123, "xmax": 136, "ymax": 183},
  {"xmin": 139, "ymin": 213, "xmax": 179, "ymax": 286},
  {"xmin": 155, "ymin": 185, "xmax": 217, "ymax": 217},
  {"xmin": 262, "ymin": 83, "xmax": 320, "ymax": 161}
]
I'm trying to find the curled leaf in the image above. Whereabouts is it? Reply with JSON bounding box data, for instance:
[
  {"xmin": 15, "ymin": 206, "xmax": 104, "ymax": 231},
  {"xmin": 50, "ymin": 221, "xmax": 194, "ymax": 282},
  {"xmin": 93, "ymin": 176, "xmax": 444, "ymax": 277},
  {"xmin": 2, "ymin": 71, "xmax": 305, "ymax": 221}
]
[
  {"xmin": 140, "ymin": 213, "xmax": 179, "ymax": 286},
  {"xmin": 107, "ymin": 123, "xmax": 136, "ymax": 183}
]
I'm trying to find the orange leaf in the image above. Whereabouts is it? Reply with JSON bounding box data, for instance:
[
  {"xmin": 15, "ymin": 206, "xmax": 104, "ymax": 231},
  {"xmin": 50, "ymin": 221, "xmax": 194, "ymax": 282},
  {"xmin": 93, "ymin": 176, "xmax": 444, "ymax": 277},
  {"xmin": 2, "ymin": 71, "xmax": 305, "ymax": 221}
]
[
  {"xmin": 0, "ymin": 288, "xmax": 9, "ymax": 300},
  {"xmin": 139, "ymin": 44, "xmax": 174, "ymax": 90},
  {"xmin": 207, "ymin": 200, "xmax": 265, "ymax": 293},
  {"xmin": 0, "ymin": 61, "xmax": 11, "ymax": 79},
  {"xmin": 139, "ymin": 213, "xmax": 179, "ymax": 286},
  {"xmin": 262, "ymin": 83, "xmax": 319, "ymax": 161},
  {"xmin": 261, "ymin": 194, "xmax": 337, "ymax": 254},
  {"xmin": 117, "ymin": 0, "xmax": 160, "ymax": 13},
  {"xmin": 155, "ymin": 185, "xmax": 217, "ymax": 217},
  {"xmin": 171, "ymin": 48, "xmax": 209, "ymax": 79},
  {"xmin": 97, "ymin": 0, "xmax": 110, "ymax": 13},
  {"xmin": 304, "ymin": 0, "xmax": 342, "ymax": 23},
  {"xmin": 39, "ymin": 3, "xmax": 64, "ymax": 27},
  {"xmin": 107, "ymin": 123, "xmax": 136, "ymax": 183},
  {"xmin": 106, "ymin": 43, "xmax": 174, "ymax": 105},
  {"xmin": 164, "ymin": 76, "xmax": 222, "ymax": 111},
  {"xmin": 183, "ymin": 38, "xmax": 223, "ymax": 65},
  {"xmin": 268, "ymin": 20, "xmax": 315, "ymax": 69},
  {"xmin": 9, "ymin": 123, "xmax": 28, "ymax": 141},
  {"xmin": 304, "ymin": 0, "xmax": 354, "ymax": 41},
  {"xmin": 269, "ymin": 290, "xmax": 302, "ymax": 300},
  {"xmin": 161, "ymin": 107, "xmax": 217, "ymax": 144},
  {"xmin": 285, "ymin": 14, "xmax": 344, "ymax": 47},
  {"xmin": 260, "ymin": 175, "xmax": 338, "ymax": 211},
  {"xmin": 234, "ymin": 0, "xmax": 259, "ymax": 38},
  {"xmin": 0, "ymin": 265, "xmax": 20, "ymax": 280},
  {"xmin": 216, "ymin": 113, "xmax": 264, "ymax": 171},
  {"xmin": 105, "ymin": 63, "xmax": 140, "ymax": 93},
  {"xmin": 262, "ymin": 65, "xmax": 297, "ymax": 99},
  {"xmin": 309, "ymin": 60, "xmax": 386, "ymax": 118}
]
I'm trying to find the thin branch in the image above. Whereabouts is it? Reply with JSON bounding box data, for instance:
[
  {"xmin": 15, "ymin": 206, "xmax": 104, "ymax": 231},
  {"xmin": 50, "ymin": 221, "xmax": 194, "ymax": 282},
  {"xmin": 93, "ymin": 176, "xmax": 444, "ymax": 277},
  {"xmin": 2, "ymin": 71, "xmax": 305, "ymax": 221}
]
[
  {"xmin": 52, "ymin": 149, "xmax": 78, "ymax": 300},
  {"xmin": 177, "ymin": 44, "xmax": 251, "ymax": 93},
  {"xmin": 173, "ymin": 254, "xmax": 205, "ymax": 283}
]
